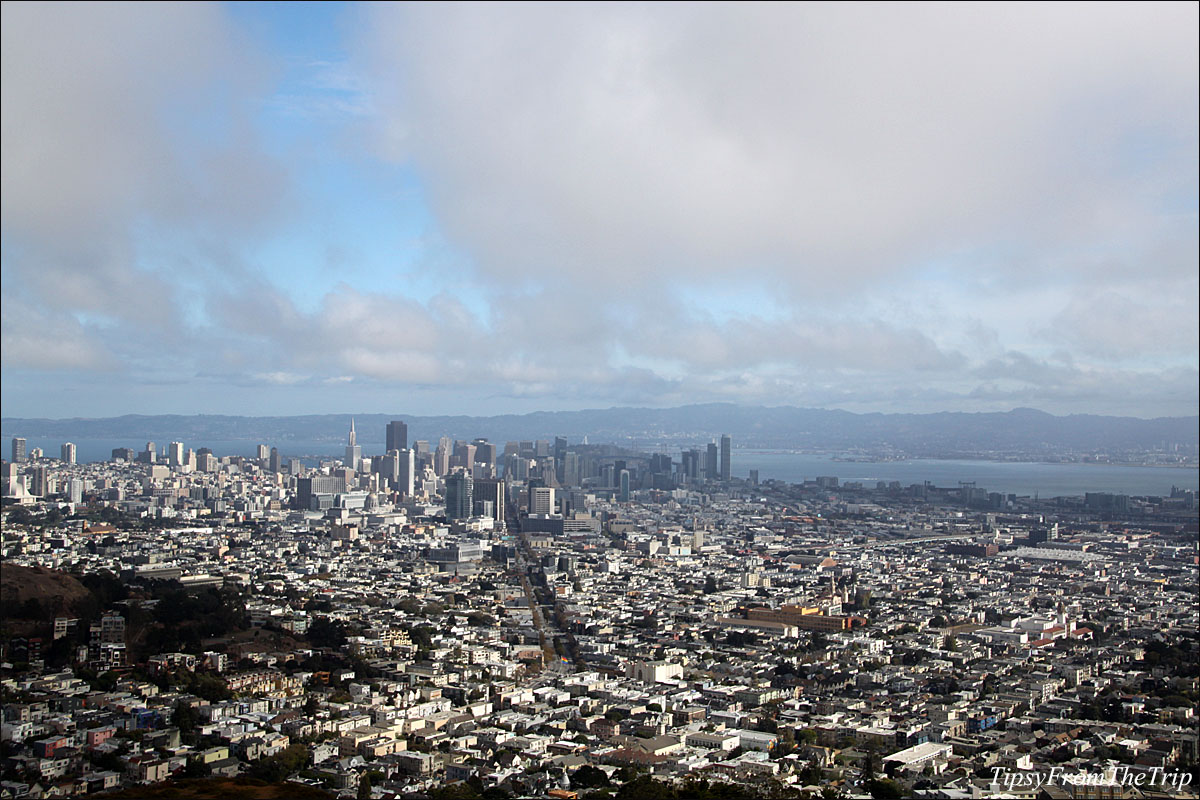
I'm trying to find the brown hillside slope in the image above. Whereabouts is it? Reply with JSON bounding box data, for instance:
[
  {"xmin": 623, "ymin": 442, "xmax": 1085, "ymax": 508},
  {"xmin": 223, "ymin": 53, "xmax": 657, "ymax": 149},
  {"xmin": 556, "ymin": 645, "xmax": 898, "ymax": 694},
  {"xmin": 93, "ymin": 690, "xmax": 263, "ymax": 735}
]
[
  {"xmin": 1, "ymin": 563, "xmax": 93, "ymax": 618},
  {"xmin": 104, "ymin": 777, "xmax": 336, "ymax": 799}
]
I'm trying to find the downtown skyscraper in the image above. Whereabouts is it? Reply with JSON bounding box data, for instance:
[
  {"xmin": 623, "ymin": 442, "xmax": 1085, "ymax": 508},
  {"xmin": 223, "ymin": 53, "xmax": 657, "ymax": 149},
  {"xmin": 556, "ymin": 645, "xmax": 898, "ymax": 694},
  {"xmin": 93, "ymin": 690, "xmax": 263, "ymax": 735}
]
[{"xmin": 386, "ymin": 420, "xmax": 408, "ymax": 453}]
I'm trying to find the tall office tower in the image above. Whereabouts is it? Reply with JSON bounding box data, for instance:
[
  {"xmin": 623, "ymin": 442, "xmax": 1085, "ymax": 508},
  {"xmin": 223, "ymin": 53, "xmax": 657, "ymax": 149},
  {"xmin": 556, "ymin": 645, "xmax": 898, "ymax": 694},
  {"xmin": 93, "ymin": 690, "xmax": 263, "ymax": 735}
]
[
  {"xmin": 706, "ymin": 442, "xmax": 718, "ymax": 480},
  {"xmin": 198, "ymin": 452, "xmax": 218, "ymax": 473},
  {"xmin": 530, "ymin": 486, "xmax": 556, "ymax": 515},
  {"xmin": 450, "ymin": 441, "xmax": 476, "ymax": 470},
  {"xmin": 269, "ymin": 447, "xmax": 282, "ymax": 473},
  {"xmin": 398, "ymin": 448, "xmax": 415, "ymax": 497},
  {"xmin": 29, "ymin": 466, "xmax": 48, "ymax": 497},
  {"xmin": 618, "ymin": 469, "xmax": 631, "ymax": 502},
  {"xmin": 535, "ymin": 440, "xmax": 550, "ymax": 458},
  {"xmin": 538, "ymin": 455, "xmax": 558, "ymax": 486},
  {"xmin": 295, "ymin": 474, "xmax": 344, "ymax": 510},
  {"xmin": 473, "ymin": 439, "xmax": 496, "ymax": 472},
  {"xmin": 380, "ymin": 450, "xmax": 401, "ymax": 486},
  {"xmin": 504, "ymin": 453, "xmax": 528, "ymax": 481},
  {"xmin": 434, "ymin": 443, "xmax": 450, "ymax": 476},
  {"xmin": 1, "ymin": 463, "xmax": 17, "ymax": 495},
  {"xmin": 112, "ymin": 447, "xmax": 136, "ymax": 462},
  {"xmin": 554, "ymin": 437, "xmax": 568, "ymax": 484},
  {"xmin": 681, "ymin": 449, "xmax": 700, "ymax": 482},
  {"xmin": 386, "ymin": 420, "xmax": 408, "ymax": 453},
  {"xmin": 67, "ymin": 479, "xmax": 84, "ymax": 504},
  {"xmin": 168, "ymin": 441, "xmax": 185, "ymax": 468},
  {"xmin": 563, "ymin": 451, "xmax": 581, "ymax": 488},
  {"xmin": 142, "ymin": 442, "xmax": 157, "ymax": 464},
  {"xmin": 720, "ymin": 434, "xmax": 732, "ymax": 481},
  {"xmin": 61, "ymin": 442, "xmax": 77, "ymax": 464},
  {"xmin": 11, "ymin": 437, "xmax": 27, "ymax": 463},
  {"xmin": 414, "ymin": 440, "xmax": 430, "ymax": 455},
  {"xmin": 474, "ymin": 477, "xmax": 506, "ymax": 523},
  {"xmin": 444, "ymin": 471, "xmax": 473, "ymax": 520},
  {"xmin": 345, "ymin": 419, "xmax": 362, "ymax": 472},
  {"xmin": 257, "ymin": 444, "xmax": 270, "ymax": 461},
  {"xmin": 287, "ymin": 458, "xmax": 302, "ymax": 476},
  {"xmin": 600, "ymin": 463, "xmax": 614, "ymax": 488}
]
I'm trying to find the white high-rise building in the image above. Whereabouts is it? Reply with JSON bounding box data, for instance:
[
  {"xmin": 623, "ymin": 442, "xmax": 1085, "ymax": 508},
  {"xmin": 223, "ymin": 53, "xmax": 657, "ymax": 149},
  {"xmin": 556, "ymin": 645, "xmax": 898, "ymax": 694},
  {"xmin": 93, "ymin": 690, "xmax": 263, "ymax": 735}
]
[
  {"xmin": 398, "ymin": 448, "xmax": 415, "ymax": 498},
  {"xmin": 531, "ymin": 486, "xmax": 556, "ymax": 515},
  {"xmin": 61, "ymin": 442, "xmax": 77, "ymax": 464},
  {"xmin": 563, "ymin": 451, "xmax": 581, "ymax": 488},
  {"xmin": 345, "ymin": 418, "xmax": 362, "ymax": 472}
]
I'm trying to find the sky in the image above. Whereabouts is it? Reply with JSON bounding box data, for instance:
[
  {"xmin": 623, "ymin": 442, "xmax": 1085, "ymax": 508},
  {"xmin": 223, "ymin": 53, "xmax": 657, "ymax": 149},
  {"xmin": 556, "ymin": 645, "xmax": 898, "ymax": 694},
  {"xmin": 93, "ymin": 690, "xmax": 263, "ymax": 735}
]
[{"xmin": 2, "ymin": 2, "xmax": 1197, "ymax": 420}]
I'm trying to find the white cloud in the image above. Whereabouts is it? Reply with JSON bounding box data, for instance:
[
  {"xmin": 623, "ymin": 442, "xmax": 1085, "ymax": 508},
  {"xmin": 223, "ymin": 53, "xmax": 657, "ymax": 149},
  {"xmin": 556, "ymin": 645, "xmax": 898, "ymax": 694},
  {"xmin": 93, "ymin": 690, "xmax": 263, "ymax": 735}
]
[
  {"xmin": 253, "ymin": 371, "xmax": 308, "ymax": 385},
  {"xmin": 2, "ymin": 3, "xmax": 1196, "ymax": 418},
  {"xmin": 361, "ymin": 3, "xmax": 1198, "ymax": 293},
  {"xmin": 0, "ymin": 304, "xmax": 115, "ymax": 371},
  {"xmin": 1, "ymin": 2, "xmax": 284, "ymax": 328},
  {"xmin": 1047, "ymin": 283, "xmax": 1200, "ymax": 362}
]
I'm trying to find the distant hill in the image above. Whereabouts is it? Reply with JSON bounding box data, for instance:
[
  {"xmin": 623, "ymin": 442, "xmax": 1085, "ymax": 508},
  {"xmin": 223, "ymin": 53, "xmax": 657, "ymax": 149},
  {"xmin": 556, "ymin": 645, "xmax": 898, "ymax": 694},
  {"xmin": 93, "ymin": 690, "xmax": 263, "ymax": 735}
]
[{"xmin": 3, "ymin": 404, "xmax": 1197, "ymax": 457}]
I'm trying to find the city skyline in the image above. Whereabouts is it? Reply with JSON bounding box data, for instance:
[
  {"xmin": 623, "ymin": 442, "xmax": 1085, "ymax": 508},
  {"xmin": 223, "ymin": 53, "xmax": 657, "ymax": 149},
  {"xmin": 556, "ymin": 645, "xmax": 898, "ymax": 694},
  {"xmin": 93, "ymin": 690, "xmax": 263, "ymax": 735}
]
[{"xmin": 2, "ymin": 2, "xmax": 1197, "ymax": 419}]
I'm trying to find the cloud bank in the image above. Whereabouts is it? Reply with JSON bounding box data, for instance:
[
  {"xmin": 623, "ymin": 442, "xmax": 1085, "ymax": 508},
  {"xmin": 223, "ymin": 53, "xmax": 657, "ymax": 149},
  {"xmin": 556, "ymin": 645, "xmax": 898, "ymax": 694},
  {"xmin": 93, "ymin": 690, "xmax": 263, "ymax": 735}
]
[{"xmin": 2, "ymin": 2, "xmax": 1196, "ymax": 418}]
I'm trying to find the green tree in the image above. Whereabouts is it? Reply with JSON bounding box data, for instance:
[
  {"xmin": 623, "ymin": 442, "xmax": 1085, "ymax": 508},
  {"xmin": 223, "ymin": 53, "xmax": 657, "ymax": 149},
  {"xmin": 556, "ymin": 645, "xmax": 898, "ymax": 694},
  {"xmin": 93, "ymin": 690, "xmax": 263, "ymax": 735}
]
[
  {"xmin": 429, "ymin": 783, "xmax": 483, "ymax": 800},
  {"xmin": 183, "ymin": 758, "xmax": 212, "ymax": 778},
  {"xmin": 573, "ymin": 765, "xmax": 611, "ymax": 788},
  {"xmin": 866, "ymin": 778, "xmax": 904, "ymax": 799},
  {"xmin": 93, "ymin": 671, "xmax": 118, "ymax": 691},
  {"xmin": 408, "ymin": 625, "xmax": 435, "ymax": 651},
  {"xmin": 617, "ymin": 775, "xmax": 673, "ymax": 800},
  {"xmin": 308, "ymin": 617, "xmax": 348, "ymax": 649},
  {"xmin": 171, "ymin": 701, "xmax": 198, "ymax": 733},
  {"xmin": 247, "ymin": 742, "xmax": 310, "ymax": 782}
]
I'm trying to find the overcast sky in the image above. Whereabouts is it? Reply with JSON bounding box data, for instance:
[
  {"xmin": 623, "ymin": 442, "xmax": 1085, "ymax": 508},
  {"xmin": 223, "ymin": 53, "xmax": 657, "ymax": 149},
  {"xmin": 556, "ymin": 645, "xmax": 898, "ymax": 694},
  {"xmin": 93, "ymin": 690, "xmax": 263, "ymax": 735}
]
[{"xmin": 2, "ymin": 2, "xmax": 1196, "ymax": 419}]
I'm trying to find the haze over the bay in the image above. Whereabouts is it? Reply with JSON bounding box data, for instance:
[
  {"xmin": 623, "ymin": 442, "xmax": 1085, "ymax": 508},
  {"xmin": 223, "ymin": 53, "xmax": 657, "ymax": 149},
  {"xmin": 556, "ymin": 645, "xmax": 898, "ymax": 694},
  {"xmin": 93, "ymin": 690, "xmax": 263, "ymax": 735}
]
[{"xmin": 2, "ymin": 3, "xmax": 1197, "ymax": 419}]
